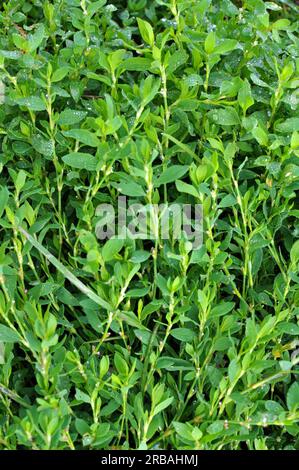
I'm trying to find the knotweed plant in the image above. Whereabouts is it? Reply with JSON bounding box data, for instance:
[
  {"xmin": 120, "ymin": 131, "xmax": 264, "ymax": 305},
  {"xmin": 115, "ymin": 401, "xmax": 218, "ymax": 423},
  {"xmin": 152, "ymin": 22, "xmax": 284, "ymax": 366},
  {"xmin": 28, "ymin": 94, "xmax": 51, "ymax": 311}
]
[{"xmin": 0, "ymin": 0, "xmax": 299, "ymax": 450}]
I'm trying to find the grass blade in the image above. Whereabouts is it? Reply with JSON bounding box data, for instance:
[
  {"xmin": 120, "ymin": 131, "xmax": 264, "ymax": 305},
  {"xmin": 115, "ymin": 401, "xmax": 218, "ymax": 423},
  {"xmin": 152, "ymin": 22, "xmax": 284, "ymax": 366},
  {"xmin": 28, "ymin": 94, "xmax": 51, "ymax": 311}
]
[{"xmin": 19, "ymin": 226, "xmax": 112, "ymax": 311}]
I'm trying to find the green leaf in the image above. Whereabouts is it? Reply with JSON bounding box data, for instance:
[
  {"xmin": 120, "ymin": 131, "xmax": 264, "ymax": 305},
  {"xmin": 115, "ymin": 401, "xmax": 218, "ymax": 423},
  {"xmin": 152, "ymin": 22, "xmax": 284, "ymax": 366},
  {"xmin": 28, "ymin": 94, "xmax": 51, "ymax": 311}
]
[
  {"xmin": 210, "ymin": 108, "xmax": 240, "ymax": 126},
  {"xmin": 275, "ymin": 118, "xmax": 299, "ymax": 133},
  {"xmin": 218, "ymin": 194, "xmax": 237, "ymax": 208},
  {"xmin": 62, "ymin": 129, "xmax": 99, "ymax": 147},
  {"xmin": 173, "ymin": 422, "xmax": 195, "ymax": 441},
  {"xmin": 87, "ymin": 0, "xmax": 107, "ymax": 16},
  {"xmin": 167, "ymin": 50, "xmax": 188, "ymax": 74},
  {"xmin": 238, "ymin": 79, "xmax": 254, "ymax": 114},
  {"xmin": 122, "ymin": 58, "xmax": 152, "ymax": 72},
  {"xmin": 208, "ymin": 138, "xmax": 224, "ymax": 153},
  {"xmin": 155, "ymin": 165, "xmax": 189, "ymax": 186},
  {"xmin": 28, "ymin": 25, "xmax": 45, "ymax": 52},
  {"xmin": 51, "ymin": 67, "xmax": 69, "ymax": 82},
  {"xmin": 252, "ymin": 126, "xmax": 268, "ymax": 146},
  {"xmin": 175, "ymin": 180, "xmax": 199, "ymax": 198},
  {"xmin": 62, "ymin": 152, "xmax": 98, "ymax": 171},
  {"xmin": 12, "ymin": 34, "xmax": 28, "ymax": 51},
  {"xmin": 130, "ymin": 250, "xmax": 151, "ymax": 263},
  {"xmin": 228, "ymin": 358, "xmax": 241, "ymax": 383},
  {"xmin": 291, "ymin": 132, "xmax": 299, "ymax": 150},
  {"xmin": 75, "ymin": 389, "xmax": 91, "ymax": 404},
  {"xmin": 108, "ymin": 50, "xmax": 126, "ymax": 72},
  {"xmin": 213, "ymin": 337, "xmax": 231, "ymax": 351},
  {"xmin": 170, "ymin": 328, "xmax": 196, "ymax": 342},
  {"xmin": 153, "ymin": 397, "xmax": 174, "ymax": 416},
  {"xmin": 58, "ymin": 109, "xmax": 87, "ymax": 126},
  {"xmin": 205, "ymin": 31, "xmax": 216, "ymax": 54},
  {"xmin": 117, "ymin": 181, "xmax": 146, "ymax": 197},
  {"xmin": 277, "ymin": 322, "xmax": 299, "ymax": 336},
  {"xmin": 0, "ymin": 186, "xmax": 9, "ymax": 218},
  {"xmin": 211, "ymin": 302, "xmax": 235, "ymax": 318},
  {"xmin": 272, "ymin": 19, "xmax": 291, "ymax": 30},
  {"xmin": 0, "ymin": 342, "xmax": 4, "ymax": 364},
  {"xmin": 287, "ymin": 383, "xmax": 299, "ymax": 411},
  {"xmin": 99, "ymin": 355, "xmax": 110, "ymax": 378},
  {"xmin": 214, "ymin": 39, "xmax": 238, "ymax": 55},
  {"xmin": 31, "ymin": 134, "xmax": 54, "ymax": 157},
  {"xmin": 75, "ymin": 418, "xmax": 90, "ymax": 436},
  {"xmin": 14, "ymin": 96, "xmax": 46, "ymax": 111},
  {"xmin": 207, "ymin": 421, "xmax": 224, "ymax": 434},
  {"xmin": 102, "ymin": 238, "xmax": 124, "ymax": 262},
  {"xmin": 114, "ymin": 352, "xmax": 129, "ymax": 376},
  {"xmin": 125, "ymin": 287, "xmax": 149, "ymax": 298},
  {"xmin": 137, "ymin": 18, "xmax": 154, "ymax": 47},
  {"xmin": 290, "ymin": 240, "xmax": 299, "ymax": 265},
  {"xmin": 0, "ymin": 325, "xmax": 20, "ymax": 343},
  {"xmin": 141, "ymin": 76, "xmax": 161, "ymax": 106},
  {"xmin": 15, "ymin": 170, "xmax": 26, "ymax": 193}
]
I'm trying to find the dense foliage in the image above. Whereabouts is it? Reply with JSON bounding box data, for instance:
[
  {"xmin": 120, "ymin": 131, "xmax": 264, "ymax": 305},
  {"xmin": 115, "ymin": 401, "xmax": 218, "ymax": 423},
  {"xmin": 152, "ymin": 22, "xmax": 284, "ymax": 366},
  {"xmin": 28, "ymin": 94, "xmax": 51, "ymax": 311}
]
[{"xmin": 0, "ymin": 0, "xmax": 299, "ymax": 450}]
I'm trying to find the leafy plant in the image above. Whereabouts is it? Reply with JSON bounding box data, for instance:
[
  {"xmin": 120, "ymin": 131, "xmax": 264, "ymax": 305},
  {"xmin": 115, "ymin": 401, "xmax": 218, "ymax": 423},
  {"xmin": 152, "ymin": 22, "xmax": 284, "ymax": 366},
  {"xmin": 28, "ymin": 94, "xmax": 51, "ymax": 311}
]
[{"xmin": 0, "ymin": 0, "xmax": 299, "ymax": 451}]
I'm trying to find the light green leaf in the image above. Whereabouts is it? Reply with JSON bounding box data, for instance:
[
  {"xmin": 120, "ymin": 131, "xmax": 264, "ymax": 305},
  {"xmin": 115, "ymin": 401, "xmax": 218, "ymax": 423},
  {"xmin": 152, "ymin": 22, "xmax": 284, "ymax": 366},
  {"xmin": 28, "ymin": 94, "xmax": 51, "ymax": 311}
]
[
  {"xmin": 252, "ymin": 126, "xmax": 268, "ymax": 146},
  {"xmin": 114, "ymin": 352, "xmax": 129, "ymax": 376},
  {"xmin": 272, "ymin": 19, "xmax": 291, "ymax": 31},
  {"xmin": 173, "ymin": 422, "xmax": 195, "ymax": 441},
  {"xmin": 238, "ymin": 79, "xmax": 254, "ymax": 114},
  {"xmin": 137, "ymin": 18, "xmax": 154, "ymax": 47},
  {"xmin": 117, "ymin": 181, "xmax": 146, "ymax": 197},
  {"xmin": 122, "ymin": 58, "xmax": 152, "ymax": 72},
  {"xmin": 214, "ymin": 39, "xmax": 238, "ymax": 55},
  {"xmin": 51, "ymin": 67, "xmax": 69, "ymax": 82},
  {"xmin": 290, "ymin": 240, "xmax": 299, "ymax": 265},
  {"xmin": 291, "ymin": 132, "xmax": 299, "ymax": 150},
  {"xmin": 15, "ymin": 170, "xmax": 26, "ymax": 193},
  {"xmin": 170, "ymin": 328, "xmax": 196, "ymax": 342},
  {"xmin": 228, "ymin": 358, "xmax": 241, "ymax": 383},
  {"xmin": 28, "ymin": 25, "xmax": 45, "ymax": 52},
  {"xmin": 155, "ymin": 165, "xmax": 189, "ymax": 187},
  {"xmin": 218, "ymin": 194, "xmax": 237, "ymax": 208},
  {"xmin": 153, "ymin": 397, "xmax": 174, "ymax": 416},
  {"xmin": 275, "ymin": 118, "xmax": 299, "ymax": 133},
  {"xmin": 141, "ymin": 76, "xmax": 161, "ymax": 106},
  {"xmin": 62, "ymin": 129, "xmax": 99, "ymax": 147},
  {"xmin": 62, "ymin": 152, "xmax": 98, "ymax": 171},
  {"xmin": 31, "ymin": 134, "xmax": 54, "ymax": 157},
  {"xmin": 207, "ymin": 421, "xmax": 224, "ymax": 434},
  {"xmin": 176, "ymin": 180, "xmax": 199, "ymax": 198},
  {"xmin": 211, "ymin": 302, "xmax": 235, "ymax": 318},
  {"xmin": 205, "ymin": 31, "xmax": 216, "ymax": 54},
  {"xmin": 210, "ymin": 108, "xmax": 240, "ymax": 126},
  {"xmin": 0, "ymin": 186, "xmax": 9, "ymax": 218},
  {"xmin": 0, "ymin": 325, "xmax": 20, "ymax": 343},
  {"xmin": 277, "ymin": 322, "xmax": 299, "ymax": 336},
  {"xmin": 130, "ymin": 250, "xmax": 151, "ymax": 263},
  {"xmin": 87, "ymin": 0, "xmax": 107, "ymax": 16},
  {"xmin": 12, "ymin": 34, "xmax": 27, "ymax": 51},
  {"xmin": 15, "ymin": 96, "xmax": 46, "ymax": 111},
  {"xmin": 167, "ymin": 49, "xmax": 188, "ymax": 74},
  {"xmin": 75, "ymin": 389, "xmax": 91, "ymax": 404},
  {"xmin": 102, "ymin": 238, "xmax": 124, "ymax": 262},
  {"xmin": 58, "ymin": 109, "xmax": 87, "ymax": 126},
  {"xmin": 287, "ymin": 383, "xmax": 299, "ymax": 411}
]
